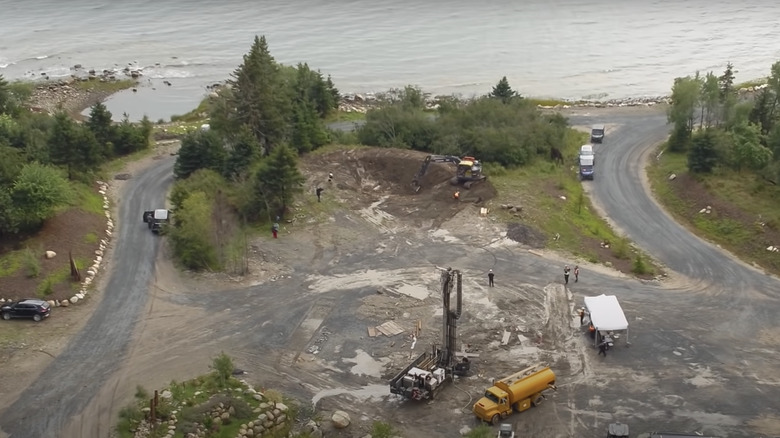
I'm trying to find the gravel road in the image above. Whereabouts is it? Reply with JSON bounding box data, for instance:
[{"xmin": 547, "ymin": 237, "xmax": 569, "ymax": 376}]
[{"xmin": 0, "ymin": 157, "xmax": 174, "ymax": 438}]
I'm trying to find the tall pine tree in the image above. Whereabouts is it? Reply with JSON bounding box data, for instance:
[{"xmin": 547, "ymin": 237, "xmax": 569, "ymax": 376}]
[{"xmin": 226, "ymin": 35, "xmax": 290, "ymax": 154}]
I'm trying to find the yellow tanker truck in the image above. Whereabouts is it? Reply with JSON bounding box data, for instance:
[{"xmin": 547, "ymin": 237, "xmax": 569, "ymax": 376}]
[{"xmin": 473, "ymin": 364, "xmax": 557, "ymax": 424}]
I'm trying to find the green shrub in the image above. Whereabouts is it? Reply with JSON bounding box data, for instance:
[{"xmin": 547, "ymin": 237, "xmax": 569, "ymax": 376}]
[
  {"xmin": 371, "ymin": 421, "xmax": 395, "ymax": 438},
  {"xmin": 38, "ymin": 279, "xmax": 54, "ymax": 296},
  {"xmin": 135, "ymin": 385, "xmax": 149, "ymax": 400},
  {"xmin": 611, "ymin": 238, "xmax": 630, "ymax": 259},
  {"xmin": 210, "ymin": 352, "xmax": 234, "ymax": 388},
  {"xmin": 632, "ymin": 254, "xmax": 652, "ymax": 275},
  {"xmin": 23, "ymin": 247, "xmax": 41, "ymax": 278},
  {"xmin": 465, "ymin": 424, "xmax": 494, "ymax": 438}
]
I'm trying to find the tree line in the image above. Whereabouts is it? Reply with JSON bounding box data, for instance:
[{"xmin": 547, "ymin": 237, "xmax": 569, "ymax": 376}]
[
  {"xmin": 356, "ymin": 77, "xmax": 568, "ymax": 168},
  {"xmin": 667, "ymin": 61, "xmax": 780, "ymax": 180},
  {"xmin": 0, "ymin": 75, "xmax": 152, "ymax": 237}
]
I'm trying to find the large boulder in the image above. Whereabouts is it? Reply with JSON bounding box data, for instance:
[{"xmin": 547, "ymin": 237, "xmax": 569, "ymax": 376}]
[{"xmin": 331, "ymin": 410, "xmax": 351, "ymax": 429}]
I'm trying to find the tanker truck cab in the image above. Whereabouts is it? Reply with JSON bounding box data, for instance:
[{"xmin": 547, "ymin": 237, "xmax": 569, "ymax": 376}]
[{"xmin": 473, "ymin": 386, "xmax": 512, "ymax": 424}]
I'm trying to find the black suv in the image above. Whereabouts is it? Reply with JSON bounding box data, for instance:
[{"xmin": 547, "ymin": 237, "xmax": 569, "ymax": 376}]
[{"xmin": 1, "ymin": 299, "xmax": 51, "ymax": 322}]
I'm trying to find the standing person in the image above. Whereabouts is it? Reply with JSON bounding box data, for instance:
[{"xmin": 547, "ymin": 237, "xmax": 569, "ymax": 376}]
[
  {"xmin": 316, "ymin": 187, "xmax": 324, "ymax": 202},
  {"xmin": 272, "ymin": 221, "xmax": 279, "ymax": 239},
  {"xmin": 579, "ymin": 307, "xmax": 586, "ymax": 325},
  {"xmin": 328, "ymin": 172, "xmax": 334, "ymax": 183},
  {"xmin": 453, "ymin": 191, "xmax": 460, "ymax": 201},
  {"xmin": 598, "ymin": 339, "xmax": 608, "ymax": 357},
  {"xmin": 488, "ymin": 269, "xmax": 495, "ymax": 287},
  {"xmin": 563, "ymin": 265, "xmax": 571, "ymax": 285},
  {"xmin": 574, "ymin": 265, "xmax": 580, "ymax": 283}
]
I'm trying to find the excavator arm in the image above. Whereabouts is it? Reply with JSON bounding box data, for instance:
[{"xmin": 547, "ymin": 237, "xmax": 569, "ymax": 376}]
[{"xmin": 411, "ymin": 155, "xmax": 462, "ymax": 193}]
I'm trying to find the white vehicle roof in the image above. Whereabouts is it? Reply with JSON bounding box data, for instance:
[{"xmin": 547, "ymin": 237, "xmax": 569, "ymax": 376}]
[
  {"xmin": 579, "ymin": 155, "xmax": 594, "ymax": 165},
  {"xmin": 153, "ymin": 209, "xmax": 169, "ymax": 220},
  {"xmin": 580, "ymin": 145, "xmax": 594, "ymax": 155}
]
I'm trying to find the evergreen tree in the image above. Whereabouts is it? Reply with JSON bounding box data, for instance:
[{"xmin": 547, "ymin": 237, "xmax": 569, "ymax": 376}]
[
  {"xmin": 718, "ymin": 62, "xmax": 736, "ymax": 102},
  {"xmin": 687, "ymin": 130, "xmax": 718, "ymax": 173},
  {"xmin": 174, "ymin": 129, "xmax": 226, "ymax": 179},
  {"xmin": 253, "ymin": 144, "xmax": 304, "ymax": 217},
  {"xmin": 224, "ymin": 125, "xmax": 261, "ymax": 179},
  {"xmin": 48, "ymin": 112, "xmax": 100, "ymax": 179},
  {"xmin": 86, "ymin": 102, "xmax": 115, "ymax": 157},
  {"xmin": 490, "ymin": 76, "xmax": 518, "ymax": 103},
  {"xmin": 226, "ymin": 35, "xmax": 290, "ymax": 154}
]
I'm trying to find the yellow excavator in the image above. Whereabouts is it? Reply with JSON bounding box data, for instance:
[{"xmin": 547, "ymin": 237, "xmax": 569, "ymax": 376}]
[{"xmin": 411, "ymin": 155, "xmax": 487, "ymax": 193}]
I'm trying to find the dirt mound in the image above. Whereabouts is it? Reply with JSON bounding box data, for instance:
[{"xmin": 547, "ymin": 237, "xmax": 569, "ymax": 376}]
[
  {"xmin": 506, "ymin": 222, "xmax": 547, "ymax": 248},
  {"xmin": 301, "ymin": 147, "xmax": 496, "ymax": 226}
]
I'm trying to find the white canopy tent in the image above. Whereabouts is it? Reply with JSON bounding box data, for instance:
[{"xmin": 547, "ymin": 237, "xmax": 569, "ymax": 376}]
[{"xmin": 584, "ymin": 294, "xmax": 629, "ymax": 346}]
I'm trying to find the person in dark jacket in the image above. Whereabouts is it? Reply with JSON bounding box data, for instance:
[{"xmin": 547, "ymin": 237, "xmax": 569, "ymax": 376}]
[
  {"xmin": 564, "ymin": 265, "xmax": 571, "ymax": 284},
  {"xmin": 598, "ymin": 340, "xmax": 608, "ymax": 356},
  {"xmin": 488, "ymin": 269, "xmax": 495, "ymax": 287}
]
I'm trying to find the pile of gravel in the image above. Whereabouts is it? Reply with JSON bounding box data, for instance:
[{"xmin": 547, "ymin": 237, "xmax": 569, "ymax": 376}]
[{"xmin": 507, "ymin": 223, "xmax": 546, "ymax": 248}]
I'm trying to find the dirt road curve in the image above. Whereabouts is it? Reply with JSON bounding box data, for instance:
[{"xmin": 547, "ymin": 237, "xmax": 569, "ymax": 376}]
[
  {"xmin": 2, "ymin": 107, "xmax": 780, "ymax": 438},
  {"xmin": 0, "ymin": 157, "xmax": 174, "ymax": 438},
  {"xmin": 567, "ymin": 107, "xmax": 779, "ymax": 294}
]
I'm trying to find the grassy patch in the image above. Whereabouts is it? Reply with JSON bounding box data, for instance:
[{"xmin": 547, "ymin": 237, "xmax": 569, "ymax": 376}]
[
  {"xmin": 324, "ymin": 110, "xmax": 366, "ymax": 123},
  {"xmin": 153, "ymin": 121, "xmax": 205, "ymax": 139},
  {"xmin": 83, "ymin": 232, "xmax": 99, "ymax": 244},
  {"xmin": 71, "ymin": 182, "xmax": 104, "ymax": 215},
  {"xmin": 35, "ymin": 258, "xmax": 88, "ymax": 298},
  {"xmin": 72, "ymin": 78, "xmax": 137, "ymax": 93},
  {"xmin": 101, "ymin": 146, "xmax": 159, "ymax": 176},
  {"xmin": 170, "ymin": 97, "xmax": 211, "ymax": 123},
  {"xmin": 735, "ymin": 77, "xmax": 768, "ymax": 89},
  {"xmin": 488, "ymin": 129, "xmax": 659, "ymax": 272},
  {"xmin": 0, "ymin": 251, "xmax": 24, "ymax": 277},
  {"xmin": 647, "ymin": 146, "xmax": 780, "ymax": 274}
]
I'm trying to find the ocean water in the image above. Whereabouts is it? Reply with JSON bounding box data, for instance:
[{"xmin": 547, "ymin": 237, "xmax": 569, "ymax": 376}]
[{"xmin": 1, "ymin": 0, "xmax": 779, "ymax": 121}]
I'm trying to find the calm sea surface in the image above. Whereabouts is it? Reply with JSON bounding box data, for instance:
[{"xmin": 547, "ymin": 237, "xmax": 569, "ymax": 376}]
[{"xmin": 2, "ymin": 0, "xmax": 779, "ymax": 121}]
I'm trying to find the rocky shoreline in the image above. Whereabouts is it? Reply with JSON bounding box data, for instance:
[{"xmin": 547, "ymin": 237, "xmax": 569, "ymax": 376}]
[{"xmin": 25, "ymin": 73, "xmax": 769, "ymax": 120}]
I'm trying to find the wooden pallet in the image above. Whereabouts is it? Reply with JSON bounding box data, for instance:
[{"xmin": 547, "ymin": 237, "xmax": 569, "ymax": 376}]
[{"xmin": 375, "ymin": 321, "xmax": 405, "ymax": 337}]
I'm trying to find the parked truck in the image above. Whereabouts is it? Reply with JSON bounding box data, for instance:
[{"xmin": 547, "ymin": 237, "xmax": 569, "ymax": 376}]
[
  {"xmin": 473, "ymin": 364, "xmax": 557, "ymax": 425},
  {"xmin": 579, "ymin": 154, "xmax": 595, "ymax": 180},
  {"xmin": 143, "ymin": 209, "xmax": 170, "ymax": 234}
]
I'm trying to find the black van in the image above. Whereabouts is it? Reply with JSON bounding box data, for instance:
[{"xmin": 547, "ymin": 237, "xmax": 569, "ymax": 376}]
[{"xmin": 591, "ymin": 124, "xmax": 605, "ymax": 143}]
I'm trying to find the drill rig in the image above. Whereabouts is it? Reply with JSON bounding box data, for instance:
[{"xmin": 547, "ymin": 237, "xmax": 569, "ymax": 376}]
[{"xmin": 388, "ymin": 268, "xmax": 471, "ymax": 401}]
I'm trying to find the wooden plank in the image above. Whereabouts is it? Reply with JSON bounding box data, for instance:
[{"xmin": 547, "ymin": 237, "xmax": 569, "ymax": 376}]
[
  {"xmin": 376, "ymin": 321, "xmax": 405, "ymax": 337},
  {"xmin": 387, "ymin": 321, "xmax": 405, "ymax": 335},
  {"xmin": 376, "ymin": 323, "xmax": 394, "ymax": 337},
  {"xmin": 501, "ymin": 330, "xmax": 511, "ymax": 345},
  {"xmin": 368, "ymin": 326, "xmax": 378, "ymax": 337}
]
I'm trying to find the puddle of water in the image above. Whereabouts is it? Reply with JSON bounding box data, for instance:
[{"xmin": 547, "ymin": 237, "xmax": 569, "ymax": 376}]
[
  {"xmin": 342, "ymin": 349, "xmax": 389, "ymax": 378},
  {"xmin": 311, "ymin": 384, "xmax": 388, "ymax": 408}
]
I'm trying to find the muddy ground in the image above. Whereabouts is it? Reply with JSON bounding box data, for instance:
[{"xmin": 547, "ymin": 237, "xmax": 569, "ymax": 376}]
[{"xmin": 2, "ymin": 140, "xmax": 780, "ymax": 438}]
